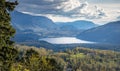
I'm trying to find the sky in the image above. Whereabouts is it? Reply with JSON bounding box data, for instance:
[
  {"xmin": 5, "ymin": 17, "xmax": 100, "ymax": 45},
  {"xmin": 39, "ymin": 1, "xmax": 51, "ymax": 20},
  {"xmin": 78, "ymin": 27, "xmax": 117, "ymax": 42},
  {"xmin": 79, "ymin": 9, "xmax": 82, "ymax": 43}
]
[{"xmin": 12, "ymin": 0, "xmax": 120, "ymax": 25}]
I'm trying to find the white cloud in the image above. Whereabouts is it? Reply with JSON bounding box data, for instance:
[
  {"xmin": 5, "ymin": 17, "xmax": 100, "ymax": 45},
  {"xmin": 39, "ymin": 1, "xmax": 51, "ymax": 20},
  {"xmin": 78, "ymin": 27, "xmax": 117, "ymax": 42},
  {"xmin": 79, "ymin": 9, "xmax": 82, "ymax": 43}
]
[
  {"xmin": 17, "ymin": 0, "xmax": 105, "ymax": 18},
  {"xmin": 88, "ymin": 0, "xmax": 120, "ymax": 4},
  {"xmin": 16, "ymin": 0, "xmax": 120, "ymax": 25},
  {"xmin": 89, "ymin": 4, "xmax": 120, "ymax": 24}
]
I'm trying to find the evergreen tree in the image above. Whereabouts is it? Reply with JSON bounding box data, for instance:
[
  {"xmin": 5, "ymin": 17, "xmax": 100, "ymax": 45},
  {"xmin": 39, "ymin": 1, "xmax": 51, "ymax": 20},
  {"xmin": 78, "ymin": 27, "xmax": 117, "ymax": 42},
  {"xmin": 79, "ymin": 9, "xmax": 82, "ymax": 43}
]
[{"xmin": 0, "ymin": 0, "xmax": 18, "ymax": 71}]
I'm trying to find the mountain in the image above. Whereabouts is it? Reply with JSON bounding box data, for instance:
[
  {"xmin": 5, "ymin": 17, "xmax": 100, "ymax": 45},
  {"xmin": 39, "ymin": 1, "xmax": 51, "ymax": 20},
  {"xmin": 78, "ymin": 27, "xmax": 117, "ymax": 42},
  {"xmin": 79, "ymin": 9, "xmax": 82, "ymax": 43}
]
[
  {"xmin": 56, "ymin": 20, "xmax": 98, "ymax": 30},
  {"xmin": 77, "ymin": 21, "xmax": 120, "ymax": 44},
  {"xmin": 11, "ymin": 11, "xmax": 58, "ymax": 42},
  {"xmin": 10, "ymin": 11, "xmax": 98, "ymax": 42},
  {"xmin": 11, "ymin": 11, "xmax": 57, "ymax": 32}
]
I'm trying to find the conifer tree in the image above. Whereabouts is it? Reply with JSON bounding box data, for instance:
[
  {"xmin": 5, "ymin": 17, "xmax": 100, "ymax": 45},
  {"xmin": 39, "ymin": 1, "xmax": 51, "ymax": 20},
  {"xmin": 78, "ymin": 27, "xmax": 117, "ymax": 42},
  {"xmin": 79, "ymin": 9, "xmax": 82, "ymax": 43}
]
[{"xmin": 0, "ymin": 0, "xmax": 18, "ymax": 71}]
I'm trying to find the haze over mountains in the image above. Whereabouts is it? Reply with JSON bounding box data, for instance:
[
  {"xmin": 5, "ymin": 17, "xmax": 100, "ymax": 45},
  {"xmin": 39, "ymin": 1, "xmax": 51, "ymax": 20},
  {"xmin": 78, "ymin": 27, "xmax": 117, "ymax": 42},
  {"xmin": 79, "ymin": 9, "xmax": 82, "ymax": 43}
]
[
  {"xmin": 11, "ymin": 11, "xmax": 57, "ymax": 32},
  {"xmin": 11, "ymin": 11, "xmax": 97, "ymax": 42},
  {"xmin": 77, "ymin": 21, "xmax": 120, "ymax": 45},
  {"xmin": 10, "ymin": 11, "xmax": 120, "ymax": 46},
  {"xmin": 57, "ymin": 21, "xmax": 97, "ymax": 30},
  {"xmin": 11, "ymin": 11, "xmax": 56, "ymax": 42}
]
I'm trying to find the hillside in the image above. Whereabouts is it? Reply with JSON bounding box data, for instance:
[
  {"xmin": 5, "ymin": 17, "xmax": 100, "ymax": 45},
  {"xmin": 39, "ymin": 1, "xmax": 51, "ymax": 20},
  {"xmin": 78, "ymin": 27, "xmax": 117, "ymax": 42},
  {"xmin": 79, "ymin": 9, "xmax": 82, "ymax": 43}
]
[
  {"xmin": 77, "ymin": 21, "xmax": 120, "ymax": 44},
  {"xmin": 11, "ymin": 11, "xmax": 58, "ymax": 42},
  {"xmin": 57, "ymin": 20, "xmax": 98, "ymax": 30},
  {"xmin": 11, "ymin": 11, "xmax": 98, "ymax": 42},
  {"xmin": 11, "ymin": 11, "xmax": 57, "ymax": 31},
  {"xmin": 13, "ymin": 45, "xmax": 120, "ymax": 71}
]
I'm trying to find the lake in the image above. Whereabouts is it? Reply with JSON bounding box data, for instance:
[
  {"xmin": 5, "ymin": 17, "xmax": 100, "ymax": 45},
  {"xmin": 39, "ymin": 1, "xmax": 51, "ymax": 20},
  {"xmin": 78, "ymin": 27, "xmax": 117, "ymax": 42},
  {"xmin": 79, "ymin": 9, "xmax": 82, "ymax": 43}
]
[{"xmin": 39, "ymin": 37, "xmax": 94, "ymax": 44}]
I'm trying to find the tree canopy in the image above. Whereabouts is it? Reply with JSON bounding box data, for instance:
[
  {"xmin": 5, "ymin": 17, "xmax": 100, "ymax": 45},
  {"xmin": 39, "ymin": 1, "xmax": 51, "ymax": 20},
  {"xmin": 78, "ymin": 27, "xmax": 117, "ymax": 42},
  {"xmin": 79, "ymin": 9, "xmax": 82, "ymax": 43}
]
[
  {"xmin": 0, "ymin": 0, "xmax": 18, "ymax": 71},
  {"xmin": 0, "ymin": 0, "xmax": 18, "ymax": 48}
]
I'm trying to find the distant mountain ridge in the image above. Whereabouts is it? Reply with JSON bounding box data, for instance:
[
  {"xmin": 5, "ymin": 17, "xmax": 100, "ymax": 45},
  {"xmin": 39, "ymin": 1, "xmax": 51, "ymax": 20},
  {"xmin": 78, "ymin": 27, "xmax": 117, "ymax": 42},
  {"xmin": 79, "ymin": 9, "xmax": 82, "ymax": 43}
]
[
  {"xmin": 11, "ymin": 11, "xmax": 98, "ymax": 42},
  {"xmin": 56, "ymin": 21, "xmax": 98, "ymax": 30},
  {"xmin": 11, "ymin": 11, "xmax": 58, "ymax": 42},
  {"xmin": 11, "ymin": 11, "xmax": 57, "ymax": 32},
  {"xmin": 77, "ymin": 21, "xmax": 120, "ymax": 44}
]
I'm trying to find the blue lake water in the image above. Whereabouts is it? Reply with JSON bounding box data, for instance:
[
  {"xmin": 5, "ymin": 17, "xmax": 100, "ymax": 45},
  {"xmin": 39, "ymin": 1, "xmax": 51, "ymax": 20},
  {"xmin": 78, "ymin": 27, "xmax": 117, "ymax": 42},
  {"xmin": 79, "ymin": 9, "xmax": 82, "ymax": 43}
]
[{"xmin": 39, "ymin": 37, "xmax": 95, "ymax": 44}]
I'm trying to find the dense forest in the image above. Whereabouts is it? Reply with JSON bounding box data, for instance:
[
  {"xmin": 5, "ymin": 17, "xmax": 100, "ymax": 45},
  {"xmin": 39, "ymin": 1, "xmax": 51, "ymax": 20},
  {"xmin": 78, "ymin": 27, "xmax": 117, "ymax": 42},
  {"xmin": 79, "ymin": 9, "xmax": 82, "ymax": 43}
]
[
  {"xmin": 0, "ymin": 0, "xmax": 120, "ymax": 71},
  {"xmin": 2, "ymin": 44, "xmax": 120, "ymax": 71},
  {"xmin": 8, "ymin": 45, "xmax": 120, "ymax": 71}
]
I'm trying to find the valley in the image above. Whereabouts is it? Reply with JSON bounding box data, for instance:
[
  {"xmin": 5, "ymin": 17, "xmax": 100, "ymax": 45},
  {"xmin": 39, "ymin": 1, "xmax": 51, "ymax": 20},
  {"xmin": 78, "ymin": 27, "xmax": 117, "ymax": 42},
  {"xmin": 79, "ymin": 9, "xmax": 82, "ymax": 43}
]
[
  {"xmin": 10, "ymin": 11, "xmax": 120, "ymax": 52},
  {"xmin": 1, "ymin": 0, "xmax": 120, "ymax": 71}
]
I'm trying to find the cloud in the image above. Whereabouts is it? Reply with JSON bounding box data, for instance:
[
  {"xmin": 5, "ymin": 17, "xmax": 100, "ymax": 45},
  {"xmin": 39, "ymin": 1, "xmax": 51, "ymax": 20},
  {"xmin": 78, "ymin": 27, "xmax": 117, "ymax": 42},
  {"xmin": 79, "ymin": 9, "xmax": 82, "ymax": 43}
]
[
  {"xmin": 15, "ymin": 0, "xmax": 120, "ymax": 25},
  {"xmin": 88, "ymin": 0, "xmax": 120, "ymax": 4},
  {"xmin": 117, "ymin": 16, "xmax": 120, "ymax": 19},
  {"xmin": 116, "ymin": 11, "xmax": 120, "ymax": 20},
  {"xmin": 16, "ymin": 0, "xmax": 106, "ymax": 19}
]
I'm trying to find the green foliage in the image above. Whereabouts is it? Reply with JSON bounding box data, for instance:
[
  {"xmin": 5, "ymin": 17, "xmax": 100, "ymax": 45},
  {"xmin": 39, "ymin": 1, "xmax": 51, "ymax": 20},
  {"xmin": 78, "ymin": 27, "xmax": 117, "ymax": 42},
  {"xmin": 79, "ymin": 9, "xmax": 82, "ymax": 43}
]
[
  {"xmin": 0, "ymin": 0, "xmax": 18, "ymax": 71},
  {"xmin": 0, "ymin": 0, "xmax": 119, "ymax": 71},
  {"xmin": 0, "ymin": 0, "xmax": 18, "ymax": 47},
  {"xmin": 65, "ymin": 48, "xmax": 120, "ymax": 71},
  {"xmin": 12, "ymin": 48, "xmax": 63, "ymax": 71},
  {"xmin": 70, "ymin": 53, "xmax": 85, "ymax": 58},
  {"xmin": 14, "ymin": 45, "xmax": 120, "ymax": 71}
]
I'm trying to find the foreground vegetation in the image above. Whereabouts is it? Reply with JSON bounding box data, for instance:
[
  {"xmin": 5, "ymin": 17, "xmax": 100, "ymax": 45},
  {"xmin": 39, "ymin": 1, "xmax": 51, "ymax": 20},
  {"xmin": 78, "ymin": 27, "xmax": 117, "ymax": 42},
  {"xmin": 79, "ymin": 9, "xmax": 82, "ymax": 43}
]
[
  {"xmin": 1, "ymin": 45, "xmax": 119, "ymax": 71},
  {"xmin": 0, "ymin": 0, "xmax": 120, "ymax": 71}
]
